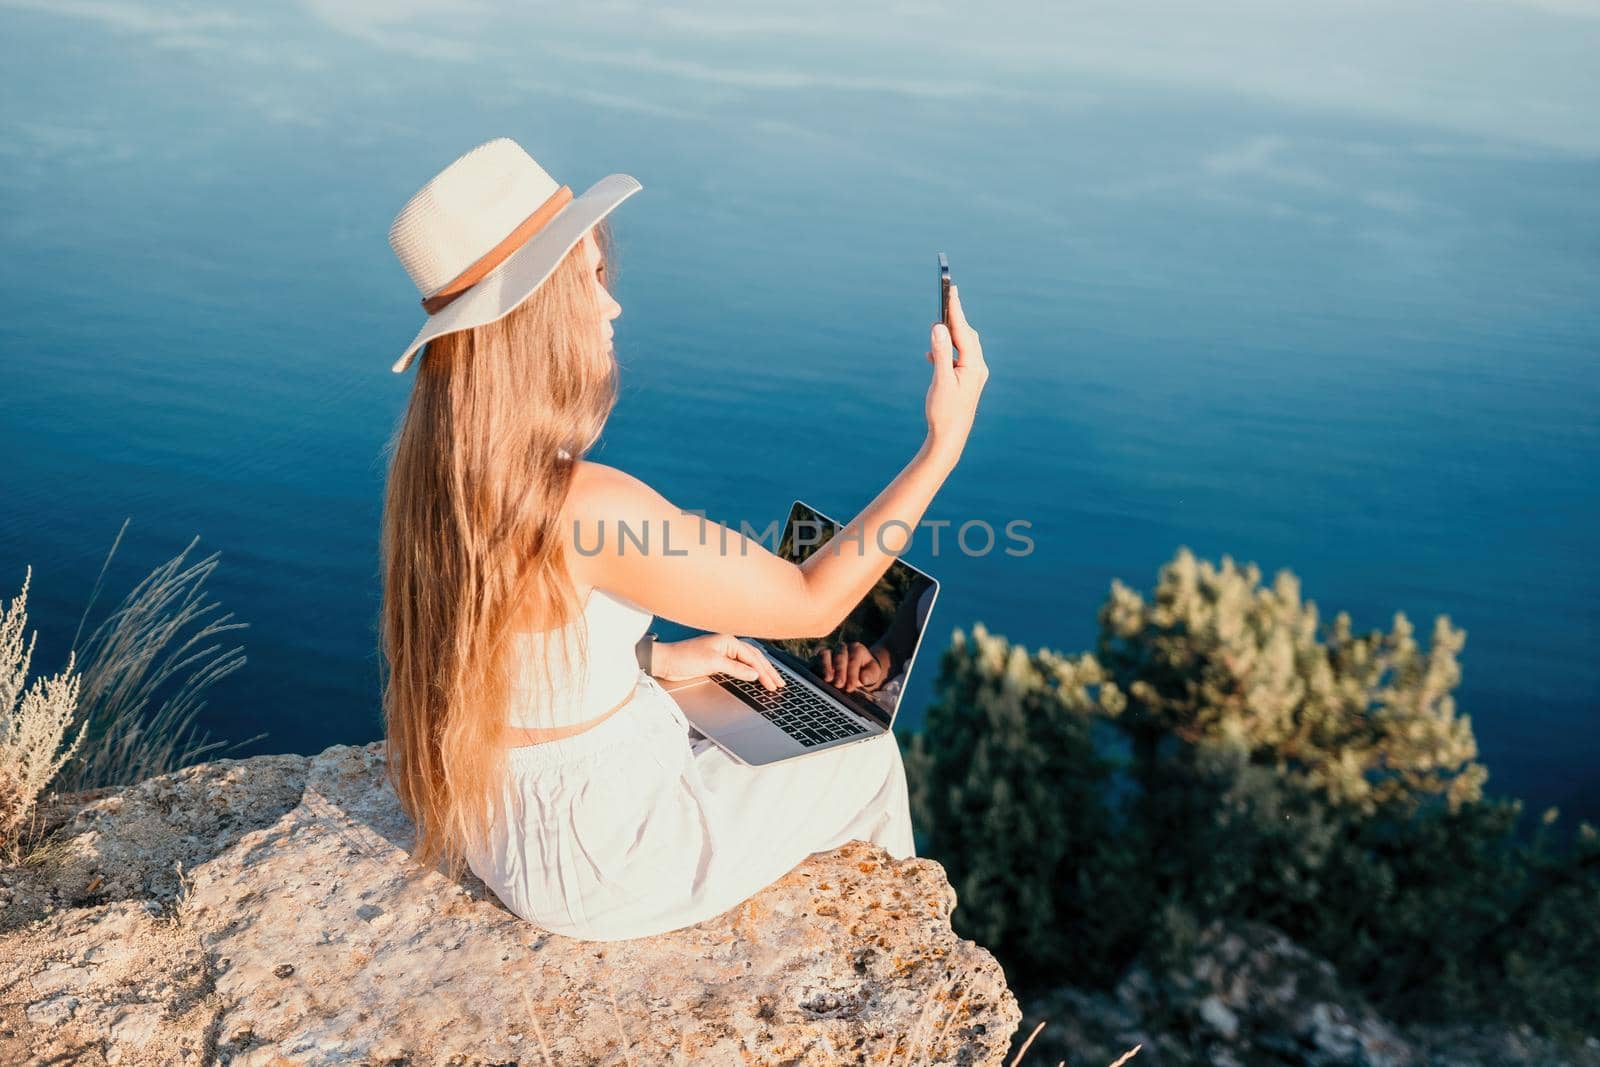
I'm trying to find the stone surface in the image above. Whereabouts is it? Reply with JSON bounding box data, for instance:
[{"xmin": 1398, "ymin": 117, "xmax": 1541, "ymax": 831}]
[
  {"xmin": 1, "ymin": 741, "xmax": 1021, "ymax": 1065},
  {"xmin": 0, "ymin": 900, "xmax": 218, "ymax": 1065}
]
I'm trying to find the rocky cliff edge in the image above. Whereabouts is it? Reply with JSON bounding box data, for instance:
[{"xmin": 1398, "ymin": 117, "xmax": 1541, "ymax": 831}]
[{"xmin": 0, "ymin": 741, "xmax": 1020, "ymax": 1065}]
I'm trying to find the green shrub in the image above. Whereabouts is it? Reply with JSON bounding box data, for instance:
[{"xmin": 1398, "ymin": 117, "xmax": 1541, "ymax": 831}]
[
  {"xmin": 905, "ymin": 623, "xmax": 1136, "ymax": 989},
  {"xmin": 908, "ymin": 547, "xmax": 1599, "ymax": 1040}
]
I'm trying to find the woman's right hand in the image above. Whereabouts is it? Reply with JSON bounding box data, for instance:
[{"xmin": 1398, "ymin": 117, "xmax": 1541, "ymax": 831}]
[{"xmin": 924, "ymin": 285, "xmax": 989, "ymax": 465}]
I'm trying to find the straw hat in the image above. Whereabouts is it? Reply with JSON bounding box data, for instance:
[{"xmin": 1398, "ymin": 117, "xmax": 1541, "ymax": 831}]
[{"xmin": 387, "ymin": 137, "xmax": 643, "ymax": 374}]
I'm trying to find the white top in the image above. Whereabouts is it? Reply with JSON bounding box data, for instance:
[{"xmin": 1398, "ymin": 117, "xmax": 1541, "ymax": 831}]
[{"xmin": 507, "ymin": 587, "xmax": 653, "ymax": 728}]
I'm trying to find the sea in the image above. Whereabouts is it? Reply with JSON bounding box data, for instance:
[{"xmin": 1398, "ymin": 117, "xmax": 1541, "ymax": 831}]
[{"xmin": 2, "ymin": 2, "xmax": 1595, "ymax": 822}]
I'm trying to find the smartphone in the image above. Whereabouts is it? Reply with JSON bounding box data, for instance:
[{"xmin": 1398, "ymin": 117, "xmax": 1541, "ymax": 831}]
[{"xmin": 937, "ymin": 252, "xmax": 952, "ymax": 327}]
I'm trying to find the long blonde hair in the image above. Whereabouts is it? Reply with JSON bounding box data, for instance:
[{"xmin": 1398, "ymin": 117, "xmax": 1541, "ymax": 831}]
[{"xmin": 379, "ymin": 220, "xmax": 618, "ymax": 880}]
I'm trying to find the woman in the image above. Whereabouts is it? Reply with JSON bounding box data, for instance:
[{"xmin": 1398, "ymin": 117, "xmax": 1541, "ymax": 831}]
[{"xmin": 379, "ymin": 138, "xmax": 988, "ymax": 941}]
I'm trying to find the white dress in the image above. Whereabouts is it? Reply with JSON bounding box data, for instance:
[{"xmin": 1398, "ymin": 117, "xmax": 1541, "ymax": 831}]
[{"xmin": 464, "ymin": 587, "xmax": 918, "ymax": 941}]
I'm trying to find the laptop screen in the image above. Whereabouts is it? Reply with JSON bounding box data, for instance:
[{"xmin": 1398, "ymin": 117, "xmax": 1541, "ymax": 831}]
[{"xmin": 763, "ymin": 500, "xmax": 939, "ymax": 730}]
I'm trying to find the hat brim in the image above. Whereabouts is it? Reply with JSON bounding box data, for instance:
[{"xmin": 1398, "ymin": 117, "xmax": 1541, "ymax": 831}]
[{"xmin": 391, "ymin": 172, "xmax": 643, "ymax": 374}]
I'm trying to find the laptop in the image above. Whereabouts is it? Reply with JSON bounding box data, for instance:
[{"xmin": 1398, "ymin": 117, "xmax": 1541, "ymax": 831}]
[{"xmin": 660, "ymin": 499, "xmax": 939, "ymax": 767}]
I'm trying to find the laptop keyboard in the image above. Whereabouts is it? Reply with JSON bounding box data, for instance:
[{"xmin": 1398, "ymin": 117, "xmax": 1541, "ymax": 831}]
[{"xmin": 711, "ymin": 661, "xmax": 872, "ymax": 747}]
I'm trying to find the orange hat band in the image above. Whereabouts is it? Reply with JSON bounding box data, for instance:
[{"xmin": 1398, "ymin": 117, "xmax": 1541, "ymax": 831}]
[{"xmin": 420, "ymin": 184, "xmax": 574, "ymax": 315}]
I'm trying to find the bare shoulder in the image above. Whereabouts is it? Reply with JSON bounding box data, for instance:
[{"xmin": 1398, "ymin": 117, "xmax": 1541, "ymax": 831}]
[
  {"xmin": 561, "ymin": 460, "xmax": 679, "ymax": 589},
  {"xmin": 563, "ymin": 459, "xmax": 659, "ymax": 521}
]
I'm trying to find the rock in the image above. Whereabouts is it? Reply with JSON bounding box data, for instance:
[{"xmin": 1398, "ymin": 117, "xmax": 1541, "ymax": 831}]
[
  {"xmin": 2, "ymin": 741, "xmax": 1021, "ymax": 1065},
  {"xmin": 1011, "ymin": 918, "xmax": 1600, "ymax": 1067},
  {"xmin": 2, "ymin": 900, "xmax": 216, "ymax": 1065},
  {"xmin": 1172, "ymin": 920, "xmax": 1413, "ymax": 1067},
  {"xmin": 1, "ymin": 752, "xmax": 310, "ymax": 932},
  {"xmin": 1403, "ymin": 1020, "xmax": 1600, "ymax": 1067},
  {"xmin": 1197, "ymin": 994, "xmax": 1239, "ymax": 1041}
]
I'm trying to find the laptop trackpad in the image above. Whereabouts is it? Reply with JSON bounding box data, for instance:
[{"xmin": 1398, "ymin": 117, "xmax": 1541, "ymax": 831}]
[{"xmin": 669, "ymin": 678, "xmax": 755, "ymax": 737}]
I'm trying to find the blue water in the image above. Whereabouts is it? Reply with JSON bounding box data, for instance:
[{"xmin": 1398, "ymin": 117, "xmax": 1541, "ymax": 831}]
[{"xmin": 2, "ymin": 4, "xmax": 1596, "ymax": 821}]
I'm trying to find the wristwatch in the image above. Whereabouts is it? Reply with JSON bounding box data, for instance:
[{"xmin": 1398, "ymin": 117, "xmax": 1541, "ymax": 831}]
[{"xmin": 634, "ymin": 631, "xmax": 659, "ymax": 675}]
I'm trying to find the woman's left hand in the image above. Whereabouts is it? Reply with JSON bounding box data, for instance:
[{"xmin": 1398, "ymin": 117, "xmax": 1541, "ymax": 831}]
[
  {"xmin": 653, "ymin": 634, "xmax": 785, "ymax": 691},
  {"xmin": 815, "ymin": 641, "xmax": 890, "ymax": 693}
]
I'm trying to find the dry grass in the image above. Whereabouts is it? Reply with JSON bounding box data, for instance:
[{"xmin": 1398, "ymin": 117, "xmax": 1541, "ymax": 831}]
[
  {"xmin": 1, "ymin": 521, "xmax": 263, "ymax": 858},
  {"xmin": 0, "ymin": 566, "xmax": 88, "ymax": 859},
  {"xmin": 45, "ymin": 518, "xmax": 261, "ymax": 793}
]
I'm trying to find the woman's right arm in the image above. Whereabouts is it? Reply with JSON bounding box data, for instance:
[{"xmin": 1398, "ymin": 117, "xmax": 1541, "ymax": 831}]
[{"xmin": 566, "ymin": 285, "xmax": 987, "ymax": 640}]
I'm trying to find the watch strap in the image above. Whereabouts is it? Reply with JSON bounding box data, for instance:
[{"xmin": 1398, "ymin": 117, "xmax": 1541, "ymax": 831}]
[{"xmin": 634, "ymin": 631, "xmax": 659, "ymax": 674}]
